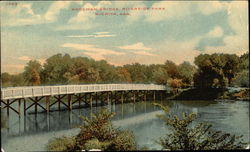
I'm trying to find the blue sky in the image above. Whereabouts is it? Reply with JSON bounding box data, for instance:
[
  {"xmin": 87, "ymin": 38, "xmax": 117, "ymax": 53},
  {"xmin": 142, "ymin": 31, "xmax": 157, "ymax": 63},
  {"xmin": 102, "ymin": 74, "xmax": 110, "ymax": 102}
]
[{"xmin": 1, "ymin": 1, "xmax": 248, "ymax": 74}]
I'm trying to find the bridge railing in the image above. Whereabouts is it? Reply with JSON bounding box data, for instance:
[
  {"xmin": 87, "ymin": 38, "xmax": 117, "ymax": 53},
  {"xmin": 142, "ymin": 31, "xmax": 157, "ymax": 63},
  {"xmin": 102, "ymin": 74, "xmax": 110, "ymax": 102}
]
[{"xmin": 1, "ymin": 84, "xmax": 167, "ymax": 100}]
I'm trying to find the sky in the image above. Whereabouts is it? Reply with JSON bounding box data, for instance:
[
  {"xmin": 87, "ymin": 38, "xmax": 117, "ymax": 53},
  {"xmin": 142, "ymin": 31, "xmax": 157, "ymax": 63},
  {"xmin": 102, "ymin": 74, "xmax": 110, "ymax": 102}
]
[{"xmin": 1, "ymin": 0, "xmax": 249, "ymax": 74}]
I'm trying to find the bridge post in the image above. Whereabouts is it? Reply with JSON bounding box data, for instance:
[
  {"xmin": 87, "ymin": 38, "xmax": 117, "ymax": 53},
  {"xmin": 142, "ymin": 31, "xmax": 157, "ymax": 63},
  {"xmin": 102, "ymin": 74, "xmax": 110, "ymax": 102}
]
[
  {"xmin": 18, "ymin": 99, "xmax": 21, "ymax": 116},
  {"xmin": 85, "ymin": 93, "xmax": 88, "ymax": 107},
  {"xmin": 153, "ymin": 91, "xmax": 156, "ymax": 101},
  {"xmin": 7, "ymin": 100, "xmax": 9, "ymax": 116},
  {"xmin": 133, "ymin": 91, "xmax": 136, "ymax": 103},
  {"xmin": 160, "ymin": 91, "xmax": 163, "ymax": 101},
  {"xmin": 58, "ymin": 96, "xmax": 61, "ymax": 111},
  {"xmin": 90, "ymin": 93, "xmax": 93, "ymax": 109},
  {"xmin": 68, "ymin": 94, "xmax": 72, "ymax": 111},
  {"xmin": 107, "ymin": 92, "xmax": 110, "ymax": 103},
  {"xmin": 110, "ymin": 92, "xmax": 113, "ymax": 105},
  {"xmin": 35, "ymin": 97, "xmax": 38, "ymax": 114},
  {"xmin": 95, "ymin": 92, "xmax": 98, "ymax": 107},
  {"xmin": 144, "ymin": 91, "xmax": 147, "ymax": 102},
  {"xmin": 46, "ymin": 96, "xmax": 50, "ymax": 113},
  {"xmin": 121, "ymin": 91, "xmax": 124, "ymax": 104},
  {"xmin": 24, "ymin": 99, "xmax": 26, "ymax": 115}
]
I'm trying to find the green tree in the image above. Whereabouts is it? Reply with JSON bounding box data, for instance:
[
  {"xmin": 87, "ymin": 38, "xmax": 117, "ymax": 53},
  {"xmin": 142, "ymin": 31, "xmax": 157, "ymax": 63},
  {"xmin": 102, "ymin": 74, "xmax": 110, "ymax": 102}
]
[
  {"xmin": 1, "ymin": 72, "xmax": 12, "ymax": 87},
  {"xmin": 164, "ymin": 60, "xmax": 179, "ymax": 79},
  {"xmin": 42, "ymin": 54, "xmax": 73, "ymax": 84},
  {"xmin": 177, "ymin": 61, "xmax": 196, "ymax": 86},
  {"xmin": 194, "ymin": 53, "xmax": 240, "ymax": 88},
  {"xmin": 154, "ymin": 103, "xmax": 246, "ymax": 150},
  {"xmin": 48, "ymin": 109, "xmax": 137, "ymax": 151},
  {"xmin": 116, "ymin": 67, "xmax": 132, "ymax": 83},
  {"xmin": 152, "ymin": 67, "xmax": 169, "ymax": 85},
  {"xmin": 124, "ymin": 63, "xmax": 148, "ymax": 83},
  {"xmin": 23, "ymin": 60, "xmax": 42, "ymax": 86}
]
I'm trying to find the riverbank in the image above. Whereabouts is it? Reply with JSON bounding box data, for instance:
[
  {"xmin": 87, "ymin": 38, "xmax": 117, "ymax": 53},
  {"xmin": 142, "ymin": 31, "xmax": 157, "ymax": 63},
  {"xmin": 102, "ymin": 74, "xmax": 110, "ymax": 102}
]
[{"xmin": 172, "ymin": 88, "xmax": 249, "ymax": 101}]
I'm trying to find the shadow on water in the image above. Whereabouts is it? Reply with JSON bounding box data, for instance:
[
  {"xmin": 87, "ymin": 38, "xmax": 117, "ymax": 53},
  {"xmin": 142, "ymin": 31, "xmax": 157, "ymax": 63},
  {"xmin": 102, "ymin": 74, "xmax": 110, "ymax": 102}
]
[
  {"xmin": 2, "ymin": 100, "xmax": 168, "ymax": 137},
  {"xmin": 1, "ymin": 99, "xmax": 249, "ymax": 151}
]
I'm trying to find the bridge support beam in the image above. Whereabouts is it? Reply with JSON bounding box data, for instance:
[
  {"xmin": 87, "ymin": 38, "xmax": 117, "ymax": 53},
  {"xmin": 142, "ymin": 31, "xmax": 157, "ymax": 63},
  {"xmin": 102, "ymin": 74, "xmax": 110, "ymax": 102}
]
[
  {"xmin": 121, "ymin": 91, "xmax": 124, "ymax": 104},
  {"xmin": 46, "ymin": 96, "xmax": 50, "ymax": 113},
  {"xmin": 68, "ymin": 94, "xmax": 72, "ymax": 111}
]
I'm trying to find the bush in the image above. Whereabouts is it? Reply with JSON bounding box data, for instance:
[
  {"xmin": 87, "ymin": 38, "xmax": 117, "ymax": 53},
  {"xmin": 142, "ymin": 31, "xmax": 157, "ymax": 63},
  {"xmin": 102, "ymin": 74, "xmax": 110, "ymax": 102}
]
[
  {"xmin": 107, "ymin": 130, "xmax": 137, "ymax": 151},
  {"xmin": 47, "ymin": 136, "xmax": 76, "ymax": 151},
  {"xmin": 47, "ymin": 109, "xmax": 137, "ymax": 151},
  {"xmin": 154, "ymin": 103, "xmax": 246, "ymax": 150}
]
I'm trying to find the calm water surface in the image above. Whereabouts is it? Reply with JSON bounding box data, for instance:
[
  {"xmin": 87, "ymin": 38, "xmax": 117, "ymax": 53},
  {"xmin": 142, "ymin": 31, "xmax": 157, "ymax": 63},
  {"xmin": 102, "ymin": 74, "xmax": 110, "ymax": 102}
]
[{"xmin": 1, "ymin": 100, "xmax": 249, "ymax": 151}]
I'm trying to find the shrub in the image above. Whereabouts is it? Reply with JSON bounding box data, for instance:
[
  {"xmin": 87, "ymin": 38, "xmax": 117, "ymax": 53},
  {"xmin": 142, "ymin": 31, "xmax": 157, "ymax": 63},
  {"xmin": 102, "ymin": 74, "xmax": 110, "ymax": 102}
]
[
  {"xmin": 154, "ymin": 103, "xmax": 246, "ymax": 150},
  {"xmin": 47, "ymin": 109, "xmax": 137, "ymax": 151},
  {"xmin": 47, "ymin": 136, "xmax": 76, "ymax": 151}
]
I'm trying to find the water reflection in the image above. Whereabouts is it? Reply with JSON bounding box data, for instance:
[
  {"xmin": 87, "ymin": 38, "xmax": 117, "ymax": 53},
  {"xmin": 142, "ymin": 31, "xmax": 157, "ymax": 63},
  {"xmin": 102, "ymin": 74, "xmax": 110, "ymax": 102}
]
[{"xmin": 1, "ymin": 100, "xmax": 249, "ymax": 151}]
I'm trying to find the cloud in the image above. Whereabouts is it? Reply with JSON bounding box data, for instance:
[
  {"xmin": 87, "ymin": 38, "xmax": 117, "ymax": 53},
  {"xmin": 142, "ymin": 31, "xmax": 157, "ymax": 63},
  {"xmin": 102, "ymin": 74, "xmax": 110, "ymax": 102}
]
[
  {"xmin": 119, "ymin": 42, "xmax": 152, "ymax": 51},
  {"xmin": 1, "ymin": 64, "xmax": 25, "ymax": 74},
  {"xmin": 44, "ymin": 1, "xmax": 71, "ymax": 22},
  {"xmin": 66, "ymin": 32, "xmax": 115, "ymax": 38},
  {"xmin": 144, "ymin": 1, "xmax": 192, "ymax": 22},
  {"xmin": 133, "ymin": 51, "xmax": 157, "ymax": 56},
  {"xmin": 59, "ymin": 1, "xmax": 112, "ymax": 30},
  {"xmin": 1, "ymin": 1, "xmax": 83, "ymax": 26},
  {"xmin": 95, "ymin": 32, "xmax": 110, "ymax": 35},
  {"xmin": 204, "ymin": 1, "xmax": 248, "ymax": 55},
  {"xmin": 95, "ymin": 34, "xmax": 115, "ymax": 38},
  {"xmin": 126, "ymin": 2, "xmax": 147, "ymax": 23},
  {"xmin": 129, "ymin": 1, "xmax": 228, "ymax": 23},
  {"xmin": 61, "ymin": 43, "xmax": 125, "ymax": 61},
  {"xmin": 18, "ymin": 56, "xmax": 32, "ymax": 61},
  {"xmin": 118, "ymin": 42, "xmax": 156, "ymax": 56},
  {"xmin": 157, "ymin": 37, "xmax": 201, "ymax": 64},
  {"xmin": 1, "ymin": 3, "xmax": 43, "ymax": 26},
  {"xmin": 17, "ymin": 56, "xmax": 46, "ymax": 65},
  {"xmin": 206, "ymin": 26, "xmax": 224, "ymax": 38},
  {"xmin": 197, "ymin": 1, "xmax": 228, "ymax": 16}
]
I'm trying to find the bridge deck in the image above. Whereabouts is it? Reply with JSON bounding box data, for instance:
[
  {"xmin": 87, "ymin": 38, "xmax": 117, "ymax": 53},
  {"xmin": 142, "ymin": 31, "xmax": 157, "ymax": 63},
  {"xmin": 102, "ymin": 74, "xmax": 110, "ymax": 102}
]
[{"xmin": 1, "ymin": 84, "xmax": 167, "ymax": 100}]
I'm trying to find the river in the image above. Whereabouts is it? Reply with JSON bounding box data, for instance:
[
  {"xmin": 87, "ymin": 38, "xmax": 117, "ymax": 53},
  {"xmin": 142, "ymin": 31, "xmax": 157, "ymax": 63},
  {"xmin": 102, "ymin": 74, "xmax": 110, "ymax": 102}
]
[{"xmin": 1, "ymin": 99, "xmax": 249, "ymax": 151}]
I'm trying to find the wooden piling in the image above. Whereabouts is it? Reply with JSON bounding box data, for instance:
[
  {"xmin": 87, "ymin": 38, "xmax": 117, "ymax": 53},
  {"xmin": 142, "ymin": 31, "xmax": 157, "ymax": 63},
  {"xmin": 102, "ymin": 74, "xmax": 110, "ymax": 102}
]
[
  {"xmin": 107, "ymin": 92, "xmax": 110, "ymax": 103},
  {"xmin": 24, "ymin": 99, "xmax": 26, "ymax": 115},
  {"xmin": 7, "ymin": 100, "xmax": 9, "ymax": 116},
  {"xmin": 90, "ymin": 93, "xmax": 93, "ymax": 109},
  {"xmin": 35, "ymin": 97, "xmax": 38, "ymax": 114},
  {"xmin": 133, "ymin": 91, "xmax": 136, "ymax": 103},
  {"xmin": 95, "ymin": 92, "xmax": 98, "ymax": 107},
  {"xmin": 46, "ymin": 96, "xmax": 50, "ymax": 113},
  {"xmin": 58, "ymin": 96, "xmax": 61, "ymax": 111},
  {"xmin": 121, "ymin": 91, "xmax": 124, "ymax": 104},
  {"xmin": 68, "ymin": 94, "xmax": 72, "ymax": 111},
  {"xmin": 153, "ymin": 91, "xmax": 156, "ymax": 101},
  {"xmin": 18, "ymin": 99, "xmax": 21, "ymax": 116}
]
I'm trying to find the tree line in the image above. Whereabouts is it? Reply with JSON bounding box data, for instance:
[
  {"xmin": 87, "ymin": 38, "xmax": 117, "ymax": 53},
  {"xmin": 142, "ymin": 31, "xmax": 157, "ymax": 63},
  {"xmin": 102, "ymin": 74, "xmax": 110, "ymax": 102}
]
[{"xmin": 1, "ymin": 52, "xmax": 248, "ymax": 89}]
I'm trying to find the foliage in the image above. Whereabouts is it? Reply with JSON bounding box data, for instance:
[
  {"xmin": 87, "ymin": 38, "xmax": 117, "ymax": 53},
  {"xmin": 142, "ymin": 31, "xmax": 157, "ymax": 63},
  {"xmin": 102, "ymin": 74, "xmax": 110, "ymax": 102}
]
[
  {"xmin": 233, "ymin": 70, "xmax": 249, "ymax": 87},
  {"xmin": 194, "ymin": 53, "xmax": 240, "ymax": 88},
  {"xmin": 178, "ymin": 61, "xmax": 196, "ymax": 86},
  {"xmin": 2, "ymin": 52, "xmax": 247, "ymax": 88},
  {"xmin": 47, "ymin": 109, "xmax": 137, "ymax": 151},
  {"xmin": 47, "ymin": 136, "xmax": 76, "ymax": 151},
  {"xmin": 154, "ymin": 104, "xmax": 246, "ymax": 150},
  {"xmin": 23, "ymin": 60, "xmax": 42, "ymax": 85}
]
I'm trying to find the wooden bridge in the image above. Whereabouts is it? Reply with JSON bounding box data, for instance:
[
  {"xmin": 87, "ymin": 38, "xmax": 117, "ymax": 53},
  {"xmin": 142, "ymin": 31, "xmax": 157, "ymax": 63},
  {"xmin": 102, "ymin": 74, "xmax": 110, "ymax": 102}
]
[{"xmin": 1, "ymin": 84, "xmax": 169, "ymax": 116}]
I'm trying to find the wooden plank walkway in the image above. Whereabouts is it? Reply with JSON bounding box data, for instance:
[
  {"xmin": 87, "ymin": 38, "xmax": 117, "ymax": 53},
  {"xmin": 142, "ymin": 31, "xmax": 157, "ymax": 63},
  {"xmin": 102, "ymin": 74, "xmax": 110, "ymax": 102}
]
[
  {"xmin": 1, "ymin": 84, "xmax": 167, "ymax": 100},
  {"xmin": 1, "ymin": 84, "xmax": 169, "ymax": 116}
]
